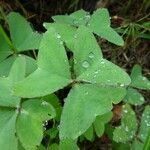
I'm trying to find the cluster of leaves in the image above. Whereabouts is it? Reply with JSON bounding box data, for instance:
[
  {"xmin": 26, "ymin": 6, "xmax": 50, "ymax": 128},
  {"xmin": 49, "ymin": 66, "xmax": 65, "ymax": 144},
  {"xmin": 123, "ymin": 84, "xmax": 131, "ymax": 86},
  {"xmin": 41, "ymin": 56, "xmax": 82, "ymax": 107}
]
[{"xmin": 0, "ymin": 8, "xmax": 150, "ymax": 150}]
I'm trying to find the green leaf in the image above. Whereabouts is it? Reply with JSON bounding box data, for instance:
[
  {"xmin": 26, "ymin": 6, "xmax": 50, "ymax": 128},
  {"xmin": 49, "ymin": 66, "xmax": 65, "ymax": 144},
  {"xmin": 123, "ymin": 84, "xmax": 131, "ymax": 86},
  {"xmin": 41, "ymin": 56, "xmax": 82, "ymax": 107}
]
[
  {"xmin": 138, "ymin": 106, "xmax": 150, "ymax": 142},
  {"xmin": 131, "ymin": 140, "xmax": 144, "ymax": 150},
  {"xmin": 7, "ymin": 12, "xmax": 42, "ymax": 52},
  {"xmin": 14, "ymin": 27, "xmax": 71, "ymax": 98},
  {"xmin": 88, "ymin": 8, "xmax": 124, "ymax": 46},
  {"xmin": 42, "ymin": 94, "xmax": 62, "ymax": 121},
  {"xmin": 112, "ymin": 142, "xmax": 130, "ymax": 150},
  {"xmin": 49, "ymin": 143, "xmax": 59, "ymax": 150},
  {"xmin": 124, "ymin": 88, "xmax": 145, "ymax": 105},
  {"xmin": 0, "ymin": 109, "xmax": 18, "ymax": 150},
  {"xmin": 59, "ymin": 139, "xmax": 79, "ymax": 150},
  {"xmin": 130, "ymin": 65, "xmax": 150, "ymax": 90},
  {"xmin": 70, "ymin": 9, "xmax": 90, "ymax": 26},
  {"xmin": 0, "ymin": 56, "xmax": 16, "ymax": 77},
  {"xmin": 0, "ymin": 25, "xmax": 12, "ymax": 62},
  {"xmin": 16, "ymin": 99, "xmax": 56, "ymax": 150},
  {"xmin": 0, "ymin": 55, "xmax": 37, "ymax": 77},
  {"xmin": 77, "ymin": 59, "xmax": 131, "ymax": 89},
  {"xmin": 83, "ymin": 126, "xmax": 94, "ymax": 141},
  {"xmin": 94, "ymin": 112, "xmax": 113, "ymax": 137},
  {"xmin": 113, "ymin": 104, "xmax": 138, "ymax": 143},
  {"xmin": 43, "ymin": 23, "xmax": 76, "ymax": 50},
  {"xmin": 14, "ymin": 69, "xmax": 70, "ymax": 98},
  {"xmin": 60, "ymin": 84, "xmax": 126, "ymax": 139},
  {"xmin": 52, "ymin": 9, "xmax": 88, "ymax": 27},
  {"xmin": 73, "ymin": 26, "xmax": 102, "ymax": 76},
  {"xmin": 0, "ymin": 56, "xmax": 26, "ymax": 107}
]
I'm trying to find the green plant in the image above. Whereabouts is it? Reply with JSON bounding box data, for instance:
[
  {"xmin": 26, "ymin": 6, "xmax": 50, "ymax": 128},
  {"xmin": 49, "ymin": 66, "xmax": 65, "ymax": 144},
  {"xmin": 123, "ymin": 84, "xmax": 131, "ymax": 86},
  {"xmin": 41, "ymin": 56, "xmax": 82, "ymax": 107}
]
[{"xmin": 0, "ymin": 8, "xmax": 149, "ymax": 150}]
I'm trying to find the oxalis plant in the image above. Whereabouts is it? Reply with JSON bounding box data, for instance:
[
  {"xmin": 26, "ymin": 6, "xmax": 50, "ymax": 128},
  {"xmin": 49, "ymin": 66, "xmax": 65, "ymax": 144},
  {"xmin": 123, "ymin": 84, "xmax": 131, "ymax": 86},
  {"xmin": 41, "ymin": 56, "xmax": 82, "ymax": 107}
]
[{"xmin": 0, "ymin": 8, "xmax": 150, "ymax": 150}]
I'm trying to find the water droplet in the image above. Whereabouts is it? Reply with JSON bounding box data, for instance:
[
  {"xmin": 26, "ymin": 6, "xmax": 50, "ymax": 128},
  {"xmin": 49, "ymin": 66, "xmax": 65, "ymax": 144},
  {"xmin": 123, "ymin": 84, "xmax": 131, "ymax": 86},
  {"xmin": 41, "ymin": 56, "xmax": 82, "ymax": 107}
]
[
  {"xmin": 87, "ymin": 23, "xmax": 90, "ymax": 26},
  {"xmin": 56, "ymin": 33, "xmax": 61, "ymax": 39},
  {"xmin": 18, "ymin": 54, "xmax": 22, "ymax": 57},
  {"xmin": 85, "ymin": 15, "xmax": 91, "ymax": 19},
  {"xmin": 140, "ymin": 97, "xmax": 144, "ymax": 101},
  {"xmin": 85, "ymin": 91, "xmax": 88, "ymax": 95},
  {"xmin": 94, "ymin": 74, "xmax": 97, "ymax": 78},
  {"xmin": 74, "ymin": 59, "xmax": 77, "ymax": 64},
  {"xmin": 94, "ymin": 70, "xmax": 99, "ymax": 74},
  {"xmin": 125, "ymin": 126, "xmax": 129, "ymax": 132},
  {"xmin": 120, "ymin": 84, "xmax": 124, "ymax": 87},
  {"xmin": 2, "ymin": 75, "xmax": 5, "ymax": 78},
  {"xmin": 123, "ymin": 109, "xmax": 128, "ymax": 113},
  {"xmin": 21, "ymin": 109, "xmax": 29, "ymax": 115},
  {"xmin": 82, "ymin": 60, "xmax": 90, "ymax": 68},
  {"xmin": 142, "ymin": 77, "xmax": 147, "ymax": 81},
  {"xmin": 41, "ymin": 101, "xmax": 49, "ymax": 106},
  {"xmin": 73, "ymin": 20, "xmax": 78, "ymax": 25},
  {"xmin": 88, "ymin": 52, "xmax": 95, "ymax": 59},
  {"xmin": 78, "ymin": 131, "xmax": 82, "ymax": 135},
  {"xmin": 60, "ymin": 41, "xmax": 63, "ymax": 45},
  {"xmin": 100, "ymin": 60, "xmax": 105, "ymax": 64},
  {"xmin": 74, "ymin": 35, "xmax": 77, "ymax": 39}
]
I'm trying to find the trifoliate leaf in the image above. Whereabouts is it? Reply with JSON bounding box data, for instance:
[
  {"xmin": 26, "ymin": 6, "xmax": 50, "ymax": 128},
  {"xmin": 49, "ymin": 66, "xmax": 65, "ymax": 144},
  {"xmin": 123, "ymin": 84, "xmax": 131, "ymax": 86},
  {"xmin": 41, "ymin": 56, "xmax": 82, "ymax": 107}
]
[
  {"xmin": 124, "ymin": 88, "xmax": 145, "ymax": 105},
  {"xmin": 113, "ymin": 104, "xmax": 138, "ymax": 143},
  {"xmin": 130, "ymin": 65, "xmax": 150, "ymax": 90}
]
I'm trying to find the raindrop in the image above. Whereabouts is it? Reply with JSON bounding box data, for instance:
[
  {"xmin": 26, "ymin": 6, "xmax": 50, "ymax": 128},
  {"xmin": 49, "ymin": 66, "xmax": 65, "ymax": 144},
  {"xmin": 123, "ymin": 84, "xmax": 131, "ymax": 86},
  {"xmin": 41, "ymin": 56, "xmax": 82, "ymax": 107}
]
[
  {"xmin": 74, "ymin": 35, "xmax": 77, "ymax": 39},
  {"xmin": 18, "ymin": 54, "xmax": 22, "ymax": 57},
  {"xmin": 2, "ymin": 75, "xmax": 5, "ymax": 78},
  {"xmin": 88, "ymin": 52, "xmax": 95, "ymax": 59},
  {"xmin": 82, "ymin": 60, "xmax": 90, "ymax": 68}
]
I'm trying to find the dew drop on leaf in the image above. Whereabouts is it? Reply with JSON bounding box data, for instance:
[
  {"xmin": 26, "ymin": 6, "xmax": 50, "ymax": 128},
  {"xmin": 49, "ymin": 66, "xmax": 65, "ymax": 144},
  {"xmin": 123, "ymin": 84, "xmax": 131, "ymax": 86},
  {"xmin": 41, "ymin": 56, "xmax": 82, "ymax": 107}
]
[
  {"xmin": 41, "ymin": 101, "xmax": 49, "ymax": 106},
  {"xmin": 88, "ymin": 52, "xmax": 95, "ymax": 59},
  {"xmin": 73, "ymin": 20, "xmax": 78, "ymax": 25},
  {"xmin": 56, "ymin": 33, "xmax": 61, "ymax": 39},
  {"xmin": 82, "ymin": 60, "xmax": 90, "ymax": 68}
]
